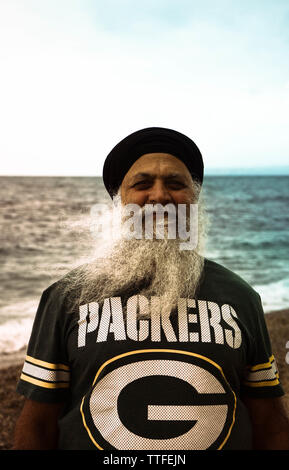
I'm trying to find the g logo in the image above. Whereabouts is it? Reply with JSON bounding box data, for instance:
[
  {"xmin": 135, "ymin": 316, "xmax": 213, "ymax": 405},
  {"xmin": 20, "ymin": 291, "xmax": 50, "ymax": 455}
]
[{"xmin": 80, "ymin": 349, "xmax": 236, "ymax": 450}]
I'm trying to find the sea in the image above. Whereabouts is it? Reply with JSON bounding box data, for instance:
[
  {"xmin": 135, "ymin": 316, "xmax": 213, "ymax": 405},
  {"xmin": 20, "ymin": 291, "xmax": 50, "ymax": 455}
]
[{"xmin": 0, "ymin": 175, "xmax": 288, "ymax": 355}]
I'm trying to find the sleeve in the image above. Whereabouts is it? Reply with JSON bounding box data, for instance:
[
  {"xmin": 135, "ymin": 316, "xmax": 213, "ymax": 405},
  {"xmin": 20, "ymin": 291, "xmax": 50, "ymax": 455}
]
[
  {"xmin": 241, "ymin": 292, "xmax": 284, "ymax": 398},
  {"xmin": 16, "ymin": 283, "xmax": 71, "ymax": 403}
]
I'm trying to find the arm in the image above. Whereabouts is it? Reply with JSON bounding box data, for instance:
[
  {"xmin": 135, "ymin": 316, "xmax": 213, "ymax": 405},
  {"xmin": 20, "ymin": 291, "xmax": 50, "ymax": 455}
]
[
  {"xmin": 13, "ymin": 398, "xmax": 65, "ymax": 450},
  {"xmin": 243, "ymin": 395, "xmax": 289, "ymax": 450}
]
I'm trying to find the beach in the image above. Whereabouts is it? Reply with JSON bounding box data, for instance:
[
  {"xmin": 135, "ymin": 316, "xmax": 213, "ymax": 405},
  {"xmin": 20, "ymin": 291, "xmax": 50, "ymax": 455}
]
[{"xmin": 0, "ymin": 308, "xmax": 288, "ymax": 450}]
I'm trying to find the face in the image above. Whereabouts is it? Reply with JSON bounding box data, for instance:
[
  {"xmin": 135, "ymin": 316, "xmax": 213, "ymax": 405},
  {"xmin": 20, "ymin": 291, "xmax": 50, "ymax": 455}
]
[{"xmin": 120, "ymin": 153, "xmax": 196, "ymax": 206}]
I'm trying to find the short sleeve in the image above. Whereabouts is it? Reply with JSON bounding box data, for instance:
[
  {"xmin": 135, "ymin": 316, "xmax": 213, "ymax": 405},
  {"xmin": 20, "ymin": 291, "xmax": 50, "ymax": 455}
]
[
  {"xmin": 16, "ymin": 283, "xmax": 71, "ymax": 403},
  {"xmin": 241, "ymin": 292, "xmax": 284, "ymax": 398}
]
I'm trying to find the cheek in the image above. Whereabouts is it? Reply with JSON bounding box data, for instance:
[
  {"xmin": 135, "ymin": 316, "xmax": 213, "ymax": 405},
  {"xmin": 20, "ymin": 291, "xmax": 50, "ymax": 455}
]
[
  {"xmin": 122, "ymin": 190, "xmax": 147, "ymax": 206},
  {"xmin": 173, "ymin": 190, "xmax": 194, "ymax": 205}
]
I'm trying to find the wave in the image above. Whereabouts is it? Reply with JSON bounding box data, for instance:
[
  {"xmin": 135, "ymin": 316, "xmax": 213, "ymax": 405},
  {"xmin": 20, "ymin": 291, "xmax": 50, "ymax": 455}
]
[
  {"xmin": 253, "ymin": 277, "xmax": 289, "ymax": 313},
  {"xmin": 0, "ymin": 299, "xmax": 38, "ymax": 320},
  {"xmin": 0, "ymin": 318, "xmax": 33, "ymax": 354},
  {"xmin": 0, "ymin": 299, "xmax": 38, "ymax": 353}
]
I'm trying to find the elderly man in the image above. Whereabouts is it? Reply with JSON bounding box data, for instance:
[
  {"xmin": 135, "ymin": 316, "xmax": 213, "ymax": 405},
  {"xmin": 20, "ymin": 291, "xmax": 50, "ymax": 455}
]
[{"xmin": 14, "ymin": 127, "xmax": 289, "ymax": 450}]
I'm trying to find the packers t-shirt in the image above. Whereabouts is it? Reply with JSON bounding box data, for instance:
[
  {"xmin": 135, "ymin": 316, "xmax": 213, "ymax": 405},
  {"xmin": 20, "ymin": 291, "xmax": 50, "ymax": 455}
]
[{"xmin": 16, "ymin": 258, "xmax": 284, "ymax": 450}]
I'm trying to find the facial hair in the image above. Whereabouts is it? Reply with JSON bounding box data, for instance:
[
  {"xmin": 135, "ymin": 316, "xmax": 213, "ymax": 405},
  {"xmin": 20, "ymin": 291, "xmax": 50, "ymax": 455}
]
[{"xmin": 63, "ymin": 181, "xmax": 208, "ymax": 318}]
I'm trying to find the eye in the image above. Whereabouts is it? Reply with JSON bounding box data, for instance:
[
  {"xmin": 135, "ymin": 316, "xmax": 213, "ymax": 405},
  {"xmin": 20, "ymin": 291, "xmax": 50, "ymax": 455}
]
[
  {"xmin": 167, "ymin": 180, "xmax": 186, "ymax": 190},
  {"xmin": 132, "ymin": 180, "xmax": 152, "ymax": 190}
]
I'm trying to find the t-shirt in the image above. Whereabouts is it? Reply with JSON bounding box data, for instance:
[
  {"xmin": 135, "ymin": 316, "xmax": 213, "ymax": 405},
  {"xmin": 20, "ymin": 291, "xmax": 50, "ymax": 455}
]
[{"xmin": 16, "ymin": 258, "xmax": 284, "ymax": 450}]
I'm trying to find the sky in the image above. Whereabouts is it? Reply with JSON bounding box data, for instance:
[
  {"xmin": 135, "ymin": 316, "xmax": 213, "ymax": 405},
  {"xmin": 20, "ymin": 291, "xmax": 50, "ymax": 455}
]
[{"xmin": 0, "ymin": 0, "xmax": 288, "ymax": 176}]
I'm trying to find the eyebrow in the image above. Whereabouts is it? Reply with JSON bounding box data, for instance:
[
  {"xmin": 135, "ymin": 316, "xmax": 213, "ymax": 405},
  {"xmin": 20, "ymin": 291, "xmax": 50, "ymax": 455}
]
[{"xmin": 130, "ymin": 172, "xmax": 187, "ymax": 182}]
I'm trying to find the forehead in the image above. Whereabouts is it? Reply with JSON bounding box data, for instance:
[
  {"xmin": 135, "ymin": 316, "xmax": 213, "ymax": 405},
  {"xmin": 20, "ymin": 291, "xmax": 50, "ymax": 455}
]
[{"xmin": 124, "ymin": 153, "xmax": 192, "ymax": 180}]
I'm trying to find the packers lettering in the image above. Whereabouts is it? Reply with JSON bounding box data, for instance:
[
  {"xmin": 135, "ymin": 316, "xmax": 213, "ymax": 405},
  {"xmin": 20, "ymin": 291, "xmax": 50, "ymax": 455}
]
[{"xmin": 77, "ymin": 296, "xmax": 242, "ymax": 349}]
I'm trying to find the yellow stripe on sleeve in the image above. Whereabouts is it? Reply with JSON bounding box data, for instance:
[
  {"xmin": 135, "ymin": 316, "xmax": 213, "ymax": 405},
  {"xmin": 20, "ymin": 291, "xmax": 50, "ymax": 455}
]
[
  {"xmin": 20, "ymin": 373, "xmax": 70, "ymax": 389},
  {"xmin": 25, "ymin": 355, "xmax": 70, "ymax": 371},
  {"xmin": 243, "ymin": 378, "xmax": 280, "ymax": 388},
  {"xmin": 248, "ymin": 355, "xmax": 275, "ymax": 372}
]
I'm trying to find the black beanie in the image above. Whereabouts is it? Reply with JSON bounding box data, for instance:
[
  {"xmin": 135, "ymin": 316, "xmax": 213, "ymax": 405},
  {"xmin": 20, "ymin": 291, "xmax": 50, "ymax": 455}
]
[{"xmin": 102, "ymin": 127, "xmax": 204, "ymax": 198}]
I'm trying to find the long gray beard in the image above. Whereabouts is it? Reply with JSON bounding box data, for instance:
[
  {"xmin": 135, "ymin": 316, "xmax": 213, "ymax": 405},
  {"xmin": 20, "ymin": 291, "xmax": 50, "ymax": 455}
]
[
  {"xmin": 64, "ymin": 190, "xmax": 207, "ymax": 317},
  {"xmin": 78, "ymin": 237, "xmax": 204, "ymax": 315}
]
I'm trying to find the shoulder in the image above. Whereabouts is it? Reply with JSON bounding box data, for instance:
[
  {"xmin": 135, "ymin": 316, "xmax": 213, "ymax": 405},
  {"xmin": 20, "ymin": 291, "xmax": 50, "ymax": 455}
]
[
  {"xmin": 203, "ymin": 258, "xmax": 253, "ymax": 286},
  {"xmin": 40, "ymin": 263, "xmax": 90, "ymax": 311},
  {"xmin": 200, "ymin": 258, "xmax": 261, "ymax": 306}
]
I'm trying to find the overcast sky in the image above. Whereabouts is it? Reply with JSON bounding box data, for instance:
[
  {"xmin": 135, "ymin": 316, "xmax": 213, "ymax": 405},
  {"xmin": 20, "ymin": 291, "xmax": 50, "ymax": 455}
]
[{"xmin": 0, "ymin": 0, "xmax": 288, "ymax": 176}]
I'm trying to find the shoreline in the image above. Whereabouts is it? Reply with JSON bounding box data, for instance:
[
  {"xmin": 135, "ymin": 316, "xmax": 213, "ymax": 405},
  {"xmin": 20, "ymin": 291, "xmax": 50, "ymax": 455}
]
[
  {"xmin": 0, "ymin": 307, "xmax": 288, "ymax": 450},
  {"xmin": 0, "ymin": 348, "xmax": 27, "ymax": 370}
]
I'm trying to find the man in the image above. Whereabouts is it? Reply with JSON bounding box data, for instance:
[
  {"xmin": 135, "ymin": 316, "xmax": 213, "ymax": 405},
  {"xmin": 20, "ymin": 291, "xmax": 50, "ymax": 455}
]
[{"xmin": 14, "ymin": 127, "xmax": 289, "ymax": 450}]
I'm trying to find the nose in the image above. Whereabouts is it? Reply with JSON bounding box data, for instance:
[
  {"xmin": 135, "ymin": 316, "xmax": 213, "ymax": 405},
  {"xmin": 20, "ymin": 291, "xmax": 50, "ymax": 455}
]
[{"xmin": 147, "ymin": 180, "xmax": 173, "ymax": 205}]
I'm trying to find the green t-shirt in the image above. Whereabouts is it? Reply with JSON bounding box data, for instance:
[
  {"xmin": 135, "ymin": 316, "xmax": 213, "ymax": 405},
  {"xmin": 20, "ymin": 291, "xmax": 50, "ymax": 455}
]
[{"xmin": 16, "ymin": 258, "xmax": 284, "ymax": 450}]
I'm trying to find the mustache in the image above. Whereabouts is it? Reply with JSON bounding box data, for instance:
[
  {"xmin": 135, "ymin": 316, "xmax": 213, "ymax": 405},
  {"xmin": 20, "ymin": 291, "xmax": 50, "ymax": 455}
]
[{"xmin": 119, "ymin": 203, "xmax": 199, "ymax": 250}]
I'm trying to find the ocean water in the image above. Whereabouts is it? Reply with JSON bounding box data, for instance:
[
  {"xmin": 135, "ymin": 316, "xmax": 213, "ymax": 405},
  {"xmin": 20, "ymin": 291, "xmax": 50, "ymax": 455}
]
[{"xmin": 0, "ymin": 175, "xmax": 288, "ymax": 354}]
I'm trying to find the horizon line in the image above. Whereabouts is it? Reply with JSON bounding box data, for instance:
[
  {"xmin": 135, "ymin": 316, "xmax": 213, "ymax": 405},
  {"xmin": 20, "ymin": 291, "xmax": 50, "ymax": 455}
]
[{"xmin": 1, "ymin": 165, "xmax": 289, "ymax": 178}]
